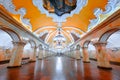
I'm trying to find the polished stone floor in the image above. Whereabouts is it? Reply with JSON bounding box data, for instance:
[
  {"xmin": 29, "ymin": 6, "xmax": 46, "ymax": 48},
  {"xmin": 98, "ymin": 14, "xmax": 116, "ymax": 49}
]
[{"xmin": 0, "ymin": 56, "xmax": 120, "ymax": 80}]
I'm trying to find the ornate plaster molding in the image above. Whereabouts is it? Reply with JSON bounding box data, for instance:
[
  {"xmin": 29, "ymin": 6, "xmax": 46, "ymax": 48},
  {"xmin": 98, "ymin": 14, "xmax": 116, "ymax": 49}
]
[
  {"xmin": 87, "ymin": 0, "xmax": 120, "ymax": 31},
  {"xmin": 34, "ymin": 26, "xmax": 56, "ymax": 33},
  {"xmin": 32, "ymin": 0, "xmax": 88, "ymax": 22},
  {"xmin": 0, "ymin": 0, "xmax": 32, "ymax": 30},
  {"xmin": 63, "ymin": 26, "xmax": 85, "ymax": 34}
]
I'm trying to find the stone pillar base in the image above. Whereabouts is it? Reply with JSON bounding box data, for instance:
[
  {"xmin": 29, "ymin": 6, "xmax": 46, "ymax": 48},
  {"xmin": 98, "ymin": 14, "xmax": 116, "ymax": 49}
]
[
  {"xmin": 38, "ymin": 58, "xmax": 43, "ymax": 60},
  {"xmin": 7, "ymin": 65, "xmax": 21, "ymax": 68},
  {"xmin": 29, "ymin": 60, "xmax": 36, "ymax": 63},
  {"xmin": 97, "ymin": 66, "xmax": 112, "ymax": 70},
  {"xmin": 83, "ymin": 61, "xmax": 90, "ymax": 63},
  {"xmin": 76, "ymin": 58, "xmax": 81, "ymax": 60}
]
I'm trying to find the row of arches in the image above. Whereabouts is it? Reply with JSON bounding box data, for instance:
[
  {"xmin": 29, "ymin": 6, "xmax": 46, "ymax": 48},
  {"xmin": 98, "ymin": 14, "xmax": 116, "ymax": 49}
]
[
  {"xmin": 82, "ymin": 28, "xmax": 120, "ymax": 69},
  {"xmin": 0, "ymin": 26, "xmax": 49, "ymax": 68},
  {"xmin": 65, "ymin": 28, "xmax": 120, "ymax": 70},
  {"xmin": 83, "ymin": 28, "xmax": 120, "ymax": 47}
]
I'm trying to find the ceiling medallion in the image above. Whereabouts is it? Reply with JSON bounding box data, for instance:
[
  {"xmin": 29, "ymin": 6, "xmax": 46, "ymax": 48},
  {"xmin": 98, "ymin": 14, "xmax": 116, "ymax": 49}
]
[
  {"xmin": 33, "ymin": 0, "xmax": 88, "ymax": 22},
  {"xmin": 43, "ymin": 0, "xmax": 77, "ymax": 16}
]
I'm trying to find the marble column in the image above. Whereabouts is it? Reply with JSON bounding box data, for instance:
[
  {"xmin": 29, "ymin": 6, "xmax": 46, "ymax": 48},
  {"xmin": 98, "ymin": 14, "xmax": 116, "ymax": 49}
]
[
  {"xmin": 42, "ymin": 49, "xmax": 45, "ymax": 58},
  {"xmin": 29, "ymin": 46, "xmax": 37, "ymax": 62},
  {"xmin": 93, "ymin": 42, "xmax": 112, "ymax": 70},
  {"xmin": 82, "ymin": 47, "xmax": 90, "ymax": 63},
  {"xmin": 7, "ymin": 41, "xmax": 26, "ymax": 68},
  {"xmin": 75, "ymin": 49, "xmax": 81, "ymax": 60},
  {"xmin": 38, "ymin": 49, "xmax": 43, "ymax": 60}
]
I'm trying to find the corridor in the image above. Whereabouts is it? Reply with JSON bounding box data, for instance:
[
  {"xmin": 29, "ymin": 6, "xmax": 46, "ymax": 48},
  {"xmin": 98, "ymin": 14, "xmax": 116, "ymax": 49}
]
[
  {"xmin": 0, "ymin": 0, "xmax": 120, "ymax": 80},
  {"xmin": 0, "ymin": 56, "xmax": 120, "ymax": 80}
]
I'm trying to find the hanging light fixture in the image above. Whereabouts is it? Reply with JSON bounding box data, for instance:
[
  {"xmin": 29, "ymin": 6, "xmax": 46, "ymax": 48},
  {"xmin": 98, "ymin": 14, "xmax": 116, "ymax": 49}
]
[{"xmin": 53, "ymin": 26, "xmax": 66, "ymax": 43}]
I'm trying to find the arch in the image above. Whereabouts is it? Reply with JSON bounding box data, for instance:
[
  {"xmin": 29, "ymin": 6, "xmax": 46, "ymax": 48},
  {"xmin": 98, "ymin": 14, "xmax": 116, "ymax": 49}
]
[
  {"xmin": 83, "ymin": 40, "xmax": 91, "ymax": 48},
  {"xmin": 28, "ymin": 39, "xmax": 36, "ymax": 48},
  {"xmin": 99, "ymin": 28, "xmax": 120, "ymax": 42},
  {"xmin": 34, "ymin": 26, "xmax": 57, "ymax": 33},
  {"xmin": 63, "ymin": 26, "xmax": 85, "ymax": 34},
  {"xmin": 38, "ymin": 44, "xmax": 43, "ymax": 49},
  {"xmin": 76, "ymin": 44, "xmax": 80, "ymax": 50},
  {"xmin": 0, "ymin": 27, "xmax": 21, "ymax": 42}
]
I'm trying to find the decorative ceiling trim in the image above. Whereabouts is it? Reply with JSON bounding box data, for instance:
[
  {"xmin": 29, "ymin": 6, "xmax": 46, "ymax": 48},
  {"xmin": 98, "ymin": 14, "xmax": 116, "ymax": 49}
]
[
  {"xmin": 0, "ymin": 0, "xmax": 32, "ymax": 30},
  {"xmin": 34, "ymin": 26, "xmax": 57, "ymax": 33},
  {"xmin": 45, "ymin": 29, "xmax": 74, "ymax": 44},
  {"xmin": 61, "ymin": 30, "xmax": 74, "ymax": 43},
  {"xmin": 32, "ymin": 0, "xmax": 88, "ymax": 22},
  {"xmin": 34, "ymin": 26, "xmax": 82, "ymax": 44},
  {"xmin": 87, "ymin": 0, "xmax": 120, "ymax": 31},
  {"xmin": 45, "ymin": 30, "xmax": 57, "ymax": 43},
  {"xmin": 45, "ymin": 31, "xmax": 52, "ymax": 44},
  {"xmin": 63, "ymin": 26, "xmax": 85, "ymax": 33},
  {"xmin": 34, "ymin": 26, "xmax": 85, "ymax": 34}
]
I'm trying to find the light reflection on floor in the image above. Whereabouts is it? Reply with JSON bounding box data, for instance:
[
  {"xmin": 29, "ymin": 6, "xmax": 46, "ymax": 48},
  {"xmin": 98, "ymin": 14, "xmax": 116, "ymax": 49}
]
[
  {"xmin": 74, "ymin": 60, "xmax": 78, "ymax": 72},
  {"xmin": 56, "ymin": 57, "xmax": 62, "ymax": 71},
  {"xmin": 53, "ymin": 57, "xmax": 66, "ymax": 80}
]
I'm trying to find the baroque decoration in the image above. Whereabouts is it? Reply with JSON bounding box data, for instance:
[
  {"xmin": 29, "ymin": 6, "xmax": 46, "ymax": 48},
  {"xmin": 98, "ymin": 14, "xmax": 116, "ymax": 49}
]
[
  {"xmin": 53, "ymin": 27, "xmax": 66, "ymax": 47},
  {"xmin": 0, "ymin": 0, "xmax": 32, "ymax": 30},
  {"xmin": 33, "ymin": 0, "xmax": 88, "ymax": 22},
  {"xmin": 87, "ymin": 0, "xmax": 120, "ymax": 31},
  {"xmin": 43, "ymin": 0, "xmax": 77, "ymax": 16}
]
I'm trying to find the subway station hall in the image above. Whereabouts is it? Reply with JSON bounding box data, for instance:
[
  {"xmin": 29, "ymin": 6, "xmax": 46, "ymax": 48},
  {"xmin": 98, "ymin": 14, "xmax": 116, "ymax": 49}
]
[{"xmin": 0, "ymin": 0, "xmax": 120, "ymax": 80}]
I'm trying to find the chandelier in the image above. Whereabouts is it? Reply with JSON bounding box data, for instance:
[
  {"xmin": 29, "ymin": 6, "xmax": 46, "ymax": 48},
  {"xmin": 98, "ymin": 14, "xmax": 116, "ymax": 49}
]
[
  {"xmin": 53, "ymin": 34, "xmax": 66, "ymax": 42},
  {"xmin": 53, "ymin": 27, "xmax": 66, "ymax": 42}
]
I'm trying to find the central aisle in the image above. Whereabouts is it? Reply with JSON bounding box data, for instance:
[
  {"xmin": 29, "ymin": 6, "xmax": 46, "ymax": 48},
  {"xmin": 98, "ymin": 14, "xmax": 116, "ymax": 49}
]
[
  {"xmin": 0, "ymin": 56, "xmax": 120, "ymax": 80},
  {"xmin": 35, "ymin": 56, "xmax": 81, "ymax": 80}
]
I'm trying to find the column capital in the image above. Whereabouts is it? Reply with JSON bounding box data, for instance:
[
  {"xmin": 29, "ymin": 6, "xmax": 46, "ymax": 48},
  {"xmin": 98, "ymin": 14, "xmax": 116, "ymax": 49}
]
[
  {"xmin": 31, "ymin": 46, "xmax": 38, "ymax": 49},
  {"xmin": 93, "ymin": 41, "xmax": 107, "ymax": 46},
  {"xmin": 76, "ymin": 48, "xmax": 80, "ymax": 50},
  {"xmin": 81, "ymin": 47, "xmax": 88, "ymax": 49},
  {"xmin": 12, "ymin": 41, "xmax": 26, "ymax": 46}
]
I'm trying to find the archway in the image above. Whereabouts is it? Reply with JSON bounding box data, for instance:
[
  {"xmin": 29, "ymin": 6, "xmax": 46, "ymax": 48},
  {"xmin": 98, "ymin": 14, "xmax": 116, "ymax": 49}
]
[
  {"xmin": 75, "ymin": 44, "xmax": 81, "ymax": 60},
  {"xmin": 88, "ymin": 42, "xmax": 96, "ymax": 60},
  {"xmin": 23, "ymin": 40, "xmax": 37, "ymax": 62},
  {"xmin": 98, "ymin": 28, "xmax": 120, "ymax": 62},
  {"xmin": 82, "ymin": 40, "xmax": 91, "ymax": 62},
  {"xmin": 0, "ymin": 27, "xmax": 21, "ymax": 67},
  {"xmin": 94, "ymin": 28, "xmax": 120, "ymax": 69},
  {"xmin": 105, "ymin": 30, "xmax": 120, "ymax": 63},
  {"xmin": 99, "ymin": 28, "xmax": 119, "ymax": 42},
  {"xmin": 23, "ymin": 42, "xmax": 32, "ymax": 63},
  {"xmin": 37, "ymin": 44, "xmax": 43, "ymax": 59},
  {"xmin": 83, "ymin": 40, "xmax": 91, "ymax": 47},
  {"xmin": 0, "ymin": 29, "xmax": 13, "ymax": 61}
]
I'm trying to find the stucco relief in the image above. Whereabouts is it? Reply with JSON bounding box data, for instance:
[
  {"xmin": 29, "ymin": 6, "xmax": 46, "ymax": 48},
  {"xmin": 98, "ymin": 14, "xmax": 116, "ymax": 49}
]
[
  {"xmin": 0, "ymin": 0, "xmax": 32, "ymax": 30},
  {"xmin": 87, "ymin": 0, "xmax": 120, "ymax": 31},
  {"xmin": 32, "ymin": 0, "xmax": 88, "ymax": 22}
]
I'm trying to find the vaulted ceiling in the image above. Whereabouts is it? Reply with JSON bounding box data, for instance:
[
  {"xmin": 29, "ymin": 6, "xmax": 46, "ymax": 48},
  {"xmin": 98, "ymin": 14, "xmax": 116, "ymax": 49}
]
[{"xmin": 0, "ymin": 0, "xmax": 119, "ymax": 48}]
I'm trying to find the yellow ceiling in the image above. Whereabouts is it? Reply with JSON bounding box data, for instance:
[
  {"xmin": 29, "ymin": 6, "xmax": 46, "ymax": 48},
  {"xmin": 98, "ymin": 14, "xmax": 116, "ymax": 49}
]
[
  {"xmin": 0, "ymin": 0, "xmax": 108, "ymax": 32},
  {"xmin": 0, "ymin": 0, "xmax": 109, "ymax": 47}
]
